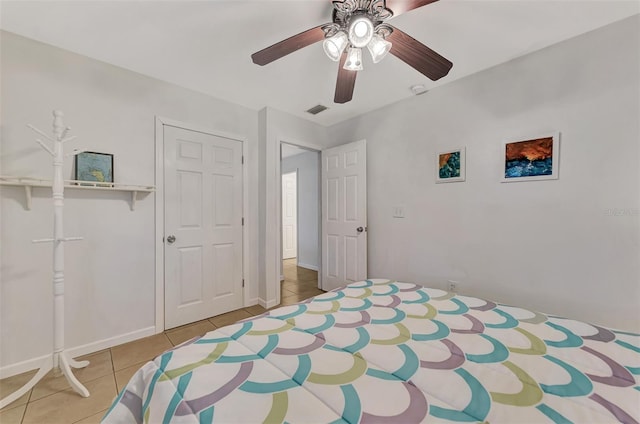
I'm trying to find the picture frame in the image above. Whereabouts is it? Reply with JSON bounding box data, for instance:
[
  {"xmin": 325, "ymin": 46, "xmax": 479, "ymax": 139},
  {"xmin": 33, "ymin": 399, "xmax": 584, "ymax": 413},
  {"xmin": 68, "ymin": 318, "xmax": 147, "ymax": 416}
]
[
  {"xmin": 436, "ymin": 147, "xmax": 466, "ymax": 183},
  {"xmin": 502, "ymin": 132, "xmax": 560, "ymax": 182},
  {"xmin": 74, "ymin": 151, "xmax": 114, "ymax": 186}
]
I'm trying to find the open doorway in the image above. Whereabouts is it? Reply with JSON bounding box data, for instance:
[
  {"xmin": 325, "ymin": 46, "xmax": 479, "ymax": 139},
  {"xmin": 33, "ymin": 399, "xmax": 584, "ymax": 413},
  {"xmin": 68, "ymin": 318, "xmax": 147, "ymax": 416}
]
[
  {"xmin": 280, "ymin": 142, "xmax": 321, "ymax": 303},
  {"xmin": 281, "ymin": 171, "xmax": 297, "ymax": 261}
]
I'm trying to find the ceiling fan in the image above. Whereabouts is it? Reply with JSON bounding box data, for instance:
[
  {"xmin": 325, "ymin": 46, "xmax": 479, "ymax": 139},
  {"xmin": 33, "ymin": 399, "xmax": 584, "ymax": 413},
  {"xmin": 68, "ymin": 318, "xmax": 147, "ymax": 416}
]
[{"xmin": 251, "ymin": 0, "xmax": 453, "ymax": 104}]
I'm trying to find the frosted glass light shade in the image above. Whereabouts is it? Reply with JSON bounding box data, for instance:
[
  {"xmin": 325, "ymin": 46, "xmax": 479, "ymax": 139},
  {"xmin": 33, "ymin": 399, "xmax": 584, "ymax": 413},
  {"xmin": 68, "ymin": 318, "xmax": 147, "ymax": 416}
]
[
  {"xmin": 348, "ymin": 16, "xmax": 374, "ymax": 48},
  {"xmin": 367, "ymin": 34, "xmax": 392, "ymax": 63},
  {"xmin": 343, "ymin": 47, "xmax": 363, "ymax": 71},
  {"xmin": 323, "ymin": 31, "xmax": 348, "ymax": 62}
]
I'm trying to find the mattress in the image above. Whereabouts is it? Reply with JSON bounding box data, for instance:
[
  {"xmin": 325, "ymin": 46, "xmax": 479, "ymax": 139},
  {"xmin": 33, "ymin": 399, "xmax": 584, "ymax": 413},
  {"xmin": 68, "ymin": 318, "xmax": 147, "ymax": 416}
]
[{"xmin": 102, "ymin": 279, "xmax": 640, "ymax": 423}]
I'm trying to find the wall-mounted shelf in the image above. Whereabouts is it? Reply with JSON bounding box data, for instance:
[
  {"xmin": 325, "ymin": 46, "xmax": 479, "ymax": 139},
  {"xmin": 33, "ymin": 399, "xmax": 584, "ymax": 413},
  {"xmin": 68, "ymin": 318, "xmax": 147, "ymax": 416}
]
[{"xmin": 0, "ymin": 176, "xmax": 155, "ymax": 211}]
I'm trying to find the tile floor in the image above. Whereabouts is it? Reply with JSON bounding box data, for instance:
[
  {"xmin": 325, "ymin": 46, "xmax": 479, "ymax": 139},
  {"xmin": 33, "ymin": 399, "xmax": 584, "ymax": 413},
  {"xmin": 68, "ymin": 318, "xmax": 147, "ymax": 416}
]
[{"xmin": 0, "ymin": 260, "xmax": 322, "ymax": 424}]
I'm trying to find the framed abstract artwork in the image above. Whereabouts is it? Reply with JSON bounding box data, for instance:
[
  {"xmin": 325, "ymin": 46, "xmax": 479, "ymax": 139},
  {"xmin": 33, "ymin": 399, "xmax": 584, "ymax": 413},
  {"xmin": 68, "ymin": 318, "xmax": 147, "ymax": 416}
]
[
  {"xmin": 502, "ymin": 132, "xmax": 560, "ymax": 182},
  {"xmin": 436, "ymin": 147, "xmax": 466, "ymax": 183},
  {"xmin": 75, "ymin": 151, "xmax": 114, "ymax": 185}
]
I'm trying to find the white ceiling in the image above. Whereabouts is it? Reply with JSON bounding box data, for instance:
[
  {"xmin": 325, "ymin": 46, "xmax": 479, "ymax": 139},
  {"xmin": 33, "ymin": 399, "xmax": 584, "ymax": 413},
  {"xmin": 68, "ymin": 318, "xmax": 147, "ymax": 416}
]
[{"xmin": 1, "ymin": 1, "xmax": 638, "ymax": 126}]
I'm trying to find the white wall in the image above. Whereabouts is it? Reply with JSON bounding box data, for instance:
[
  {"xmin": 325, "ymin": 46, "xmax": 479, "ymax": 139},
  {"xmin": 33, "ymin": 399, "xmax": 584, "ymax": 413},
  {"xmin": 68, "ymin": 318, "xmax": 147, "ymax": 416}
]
[
  {"xmin": 327, "ymin": 16, "xmax": 640, "ymax": 331},
  {"xmin": 281, "ymin": 151, "xmax": 320, "ymax": 270},
  {"xmin": 0, "ymin": 31, "xmax": 260, "ymax": 373}
]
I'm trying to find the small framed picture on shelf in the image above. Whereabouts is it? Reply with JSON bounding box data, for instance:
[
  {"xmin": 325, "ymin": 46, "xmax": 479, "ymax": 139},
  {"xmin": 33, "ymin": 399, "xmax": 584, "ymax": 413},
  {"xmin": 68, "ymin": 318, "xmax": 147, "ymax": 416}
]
[
  {"xmin": 502, "ymin": 132, "xmax": 559, "ymax": 182},
  {"xmin": 74, "ymin": 152, "xmax": 114, "ymax": 187},
  {"xmin": 436, "ymin": 147, "xmax": 465, "ymax": 183}
]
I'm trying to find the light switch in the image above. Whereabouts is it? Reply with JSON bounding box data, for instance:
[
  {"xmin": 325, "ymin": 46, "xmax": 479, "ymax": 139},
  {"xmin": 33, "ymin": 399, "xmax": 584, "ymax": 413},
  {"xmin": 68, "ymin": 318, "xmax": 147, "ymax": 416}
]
[{"xmin": 393, "ymin": 206, "xmax": 405, "ymax": 218}]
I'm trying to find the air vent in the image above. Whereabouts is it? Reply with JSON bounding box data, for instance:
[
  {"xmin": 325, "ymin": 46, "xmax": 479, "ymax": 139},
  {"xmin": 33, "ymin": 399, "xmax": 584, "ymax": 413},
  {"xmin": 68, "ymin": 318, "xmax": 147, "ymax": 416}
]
[{"xmin": 306, "ymin": 104, "xmax": 328, "ymax": 115}]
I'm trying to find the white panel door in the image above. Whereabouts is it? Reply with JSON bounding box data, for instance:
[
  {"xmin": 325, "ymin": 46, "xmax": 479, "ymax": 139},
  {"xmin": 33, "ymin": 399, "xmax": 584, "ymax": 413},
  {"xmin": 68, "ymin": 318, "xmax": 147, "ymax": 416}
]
[
  {"xmin": 282, "ymin": 171, "xmax": 297, "ymax": 260},
  {"xmin": 164, "ymin": 125, "xmax": 243, "ymax": 329},
  {"xmin": 321, "ymin": 140, "xmax": 367, "ymax": 291}
]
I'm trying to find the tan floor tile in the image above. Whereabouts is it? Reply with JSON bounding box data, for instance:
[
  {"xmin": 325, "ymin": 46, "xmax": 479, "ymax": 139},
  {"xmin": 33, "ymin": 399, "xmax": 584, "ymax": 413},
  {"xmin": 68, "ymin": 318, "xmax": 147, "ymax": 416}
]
[
  {"xmin": 114, "ymin": 361, "xmax": 146, "ymax": 393},
  {"xmin": 165, "ymin": 320, "xmax": 216, "ymax": 346},
  {"xmin": 281, "ymin": 290, "xmax": 300, "ymax": 300},
  {"xmin": 281, "ymin": 283, "xmax": 297, "ymax": 292},
  {"xmin": 22, "ymin": 374, "xmax": 117, "ymax": 424},
  {"xmin": 0, "ymin": 369, "xmax": 36, "ymax": 411},
  {"xmin": 297, "ymin": 274, "xmax": 319, "ymax": 283},
  {"xmin": 280, "ymin": 294, "xmax": 309, "ymax": 305},
  {"xmin": 297, "ymin": 286, "xmax": 324, "ymax": 297},
  {"xmin": 244, "ymin": 304, "xmax": 268, "ymax": 316},
  {"xmin": 0, "ymin": 403, "xmax": 26, "ymax": 424},
  {"xmin": 208, "ymin": 309, "xmax": 252, "ymax": 327},
  {"xmin": 73, "ymin": 409, "xmax": 108, "ymax": 423},
  {"xmin": 276, "ymin": 260, "xmax": 323, "ymax": 308},
  {"xmin": 284, "ymin": 272, "xmax": 317, "ymax": 283},
  {"xmin": 280, "ymin": 293, "xmax": 298, "ymax": 302},
  {"xmin": 283, "ymin": 267, "xmax": 310, "ymax": 276},
  {"xmin": 31, "ymin": 350, "xmax": 114, "ymax": 402},
  {"xmin": 110, "ymin": 334, "xmax": 172, "ymax": 371},
  {"xmin": 282, "ymin": 282, "xmax": 319, "ymax": 294},
  {"xmin": 283, "ymin": 267, "xmax": 318, "ymax": 279},
  {"xmin": 285, "ymin": 286, "xmax": 323, "ymax": 299}
]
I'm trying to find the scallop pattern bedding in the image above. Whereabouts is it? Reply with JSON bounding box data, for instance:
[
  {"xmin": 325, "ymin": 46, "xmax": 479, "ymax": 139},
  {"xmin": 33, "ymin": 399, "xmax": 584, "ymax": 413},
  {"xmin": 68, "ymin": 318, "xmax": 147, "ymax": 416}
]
[{"xmin": 102, "ymin": 279, "xmax": 640, "ymax": 423}]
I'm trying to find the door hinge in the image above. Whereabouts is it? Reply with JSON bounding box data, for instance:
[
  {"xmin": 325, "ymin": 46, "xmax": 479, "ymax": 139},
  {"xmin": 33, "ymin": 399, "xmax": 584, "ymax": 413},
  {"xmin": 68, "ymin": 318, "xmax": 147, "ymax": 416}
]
[
  {"xmin": 242, "ymin": 217, "xmax": 245, "ymax": 226},
  {"xmin": 242, "ymin": 279, "xmax": 245, "ymax": 288},
  {"xmin": 241, "ymin": 156, "xmax": 244, "ymax": 165}
]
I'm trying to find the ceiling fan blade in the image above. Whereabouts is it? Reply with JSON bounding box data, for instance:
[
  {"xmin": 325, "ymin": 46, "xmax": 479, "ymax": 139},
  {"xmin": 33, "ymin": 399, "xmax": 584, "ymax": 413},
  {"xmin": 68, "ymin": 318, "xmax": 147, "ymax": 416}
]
[
  {"xmin": 334, "ymin": 53, "xmax": 357, "ymax": 103},
  {"xmin": 387, "ymin": 26, "xmax": 452, "ymax": 81},
  {"xmin": 251, "ymin": 25, "xmax": 327, "ymax": 66},
  {"xmin": 384, "ymin": 0, "xmax": 440, "ymax": 17}
]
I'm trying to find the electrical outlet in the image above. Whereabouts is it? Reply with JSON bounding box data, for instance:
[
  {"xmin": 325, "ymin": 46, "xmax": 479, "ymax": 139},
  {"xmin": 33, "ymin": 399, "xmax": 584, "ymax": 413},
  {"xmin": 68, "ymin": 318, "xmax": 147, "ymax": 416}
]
[{"xmin": 448, "ymin": 280, "xmax": 458, "ymax": 293}]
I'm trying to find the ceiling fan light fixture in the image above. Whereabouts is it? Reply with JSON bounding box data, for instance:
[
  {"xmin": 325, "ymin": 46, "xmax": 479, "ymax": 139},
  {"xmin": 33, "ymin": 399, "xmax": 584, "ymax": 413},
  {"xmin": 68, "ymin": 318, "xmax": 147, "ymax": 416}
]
[
  {"xmin": 348, "ymin": 15, "xmax": 374, "ymax": 48},
  {"xmin": 323, "ymin": 31, "xmax": 348, "ymax": 61},
  {"xmin": 343, "ymin": 47, "xmax": 363, "ymax": 71},
  {"xmin": 367, "ymin": 34, "xmax": 392, "ymax": 63}
]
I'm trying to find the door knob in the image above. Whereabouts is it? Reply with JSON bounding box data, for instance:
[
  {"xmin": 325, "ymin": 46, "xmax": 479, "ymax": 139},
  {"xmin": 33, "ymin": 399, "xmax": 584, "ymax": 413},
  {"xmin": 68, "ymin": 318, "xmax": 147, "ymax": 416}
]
[
  {"xmin": 166, "ymin": 235, "xmax": 176, "ymax": 244},
  {"xmin": 356, "ymin": 227, "xmax": 364, "ymax": 233}
]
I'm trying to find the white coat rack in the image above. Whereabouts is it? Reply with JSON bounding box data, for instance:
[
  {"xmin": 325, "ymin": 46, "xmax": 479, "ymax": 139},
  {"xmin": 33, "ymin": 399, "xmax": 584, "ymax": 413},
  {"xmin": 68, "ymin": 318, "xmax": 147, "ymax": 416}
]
[{"xmin": 0, "ymin": 111, "xmax": 90, "ymax": 410}]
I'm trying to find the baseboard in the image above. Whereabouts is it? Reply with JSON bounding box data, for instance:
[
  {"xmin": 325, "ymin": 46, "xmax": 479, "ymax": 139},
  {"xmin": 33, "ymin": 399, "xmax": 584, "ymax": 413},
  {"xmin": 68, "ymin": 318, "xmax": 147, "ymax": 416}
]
[
  {"xmin": 297, "ymin": 262, "xmax": 318, "ymax": 271},
  {"xmin": 245, "ymin": 298, "xmax": 259, "ymax": 307},
  {"xmin": 0, "ymin": 326, "xmax": 156, "ymax": 379},
  {"xmin": 258, "ymin": 297, "xmax": 279, "ymax": 310},
  {"xmin": 279, "ymin": 274, "xmax": 284, "ymax": 281}
]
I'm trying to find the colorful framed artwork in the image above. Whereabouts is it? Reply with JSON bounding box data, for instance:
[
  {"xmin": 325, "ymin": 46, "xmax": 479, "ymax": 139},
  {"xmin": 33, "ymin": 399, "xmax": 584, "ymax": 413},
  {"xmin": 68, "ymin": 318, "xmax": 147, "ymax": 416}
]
[
  {"xmin": 502, "ymin": 132, "xmax": 559, "ymax": 182},
  {"xmin": 436, "ymin": 147, "xmax": 466, "ymax": 183},
  {"xmin": 74, "ymin": 151, "xmax": 114, "ymax": 185}
]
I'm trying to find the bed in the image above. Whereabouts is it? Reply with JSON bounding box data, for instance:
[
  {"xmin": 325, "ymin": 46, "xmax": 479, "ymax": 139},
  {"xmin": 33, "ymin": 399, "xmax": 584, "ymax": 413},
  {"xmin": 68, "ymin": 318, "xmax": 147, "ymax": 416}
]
[{"xmin": 102, "ymin": 279, "xmax": 640, "ymax": 423}]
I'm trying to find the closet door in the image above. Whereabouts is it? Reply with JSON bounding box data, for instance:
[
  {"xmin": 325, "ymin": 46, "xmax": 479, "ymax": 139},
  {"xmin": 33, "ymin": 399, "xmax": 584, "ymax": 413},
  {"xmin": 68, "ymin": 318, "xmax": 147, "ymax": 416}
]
[{"xmin": 164, "ymin": 125, "xmax": 243, "ymax": 329}]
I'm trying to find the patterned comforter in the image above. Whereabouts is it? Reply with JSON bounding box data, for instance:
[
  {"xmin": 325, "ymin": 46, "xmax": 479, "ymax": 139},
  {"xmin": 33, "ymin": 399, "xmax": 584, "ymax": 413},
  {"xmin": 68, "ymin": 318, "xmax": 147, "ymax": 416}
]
[{"xmin": 103, "ymin": 279, "xmax": 640, "ymax": 423}]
